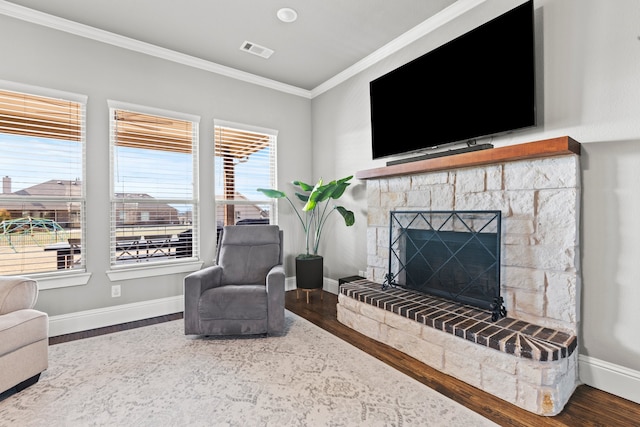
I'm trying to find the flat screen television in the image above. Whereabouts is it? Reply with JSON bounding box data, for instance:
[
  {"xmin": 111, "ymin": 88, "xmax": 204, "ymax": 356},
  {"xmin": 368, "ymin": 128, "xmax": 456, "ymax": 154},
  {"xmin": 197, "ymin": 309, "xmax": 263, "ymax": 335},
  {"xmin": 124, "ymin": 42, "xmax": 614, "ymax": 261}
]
[{"xmin": 370, "ymin": 0, "xmax": 536, "ymax": 160}]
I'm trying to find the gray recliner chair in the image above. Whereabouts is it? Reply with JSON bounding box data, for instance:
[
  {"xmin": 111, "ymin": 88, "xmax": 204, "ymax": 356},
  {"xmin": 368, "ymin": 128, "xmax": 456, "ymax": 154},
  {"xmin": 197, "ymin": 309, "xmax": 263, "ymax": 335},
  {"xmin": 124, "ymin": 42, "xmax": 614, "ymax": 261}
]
[{"xmin": 183, "ymin": 225, "xmax": 285, "ymax": 336}]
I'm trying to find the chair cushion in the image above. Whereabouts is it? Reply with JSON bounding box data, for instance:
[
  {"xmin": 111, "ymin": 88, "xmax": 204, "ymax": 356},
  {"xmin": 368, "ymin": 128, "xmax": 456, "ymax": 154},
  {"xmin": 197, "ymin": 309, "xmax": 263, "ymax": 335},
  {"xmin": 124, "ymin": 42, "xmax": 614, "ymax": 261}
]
[
  {"xmin": 218, "ymin": 226, "xmax": 281, "ymax": 285},
  {"xmin": 198, "ymin": 285, "xmax": 267, "ymax": 320}
]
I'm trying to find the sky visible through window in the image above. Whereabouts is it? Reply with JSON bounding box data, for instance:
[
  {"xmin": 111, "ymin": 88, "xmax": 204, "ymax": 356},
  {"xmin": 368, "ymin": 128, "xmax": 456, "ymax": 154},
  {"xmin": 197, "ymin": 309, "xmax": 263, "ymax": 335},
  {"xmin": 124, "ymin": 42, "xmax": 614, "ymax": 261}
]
[
  {"xmin": 1, "ymin": 134, "xmax": 271, "ymax": 206},
  {"xmin": 0, "ymin": 134, "xmax": 81, "ymax": 190},
  {"xmin": 114, "ymin": 145, "xmax": 192, "ymax": 199}
]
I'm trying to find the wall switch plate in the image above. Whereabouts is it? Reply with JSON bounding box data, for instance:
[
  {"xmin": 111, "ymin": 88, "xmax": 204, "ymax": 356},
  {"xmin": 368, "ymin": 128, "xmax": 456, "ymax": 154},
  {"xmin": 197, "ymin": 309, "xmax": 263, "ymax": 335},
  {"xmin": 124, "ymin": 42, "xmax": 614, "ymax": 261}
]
[{"xmin": 111, "ymin": 285, "xmax": 121, "ymax": 298}]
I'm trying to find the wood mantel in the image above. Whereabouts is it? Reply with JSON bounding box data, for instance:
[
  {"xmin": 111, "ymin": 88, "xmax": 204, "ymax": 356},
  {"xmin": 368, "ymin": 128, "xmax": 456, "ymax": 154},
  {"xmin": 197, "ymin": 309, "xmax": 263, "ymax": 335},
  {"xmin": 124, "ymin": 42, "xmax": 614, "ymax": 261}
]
[{"xmin": 356, "ymin": 136, "xmax": 580, "ymax": 180}]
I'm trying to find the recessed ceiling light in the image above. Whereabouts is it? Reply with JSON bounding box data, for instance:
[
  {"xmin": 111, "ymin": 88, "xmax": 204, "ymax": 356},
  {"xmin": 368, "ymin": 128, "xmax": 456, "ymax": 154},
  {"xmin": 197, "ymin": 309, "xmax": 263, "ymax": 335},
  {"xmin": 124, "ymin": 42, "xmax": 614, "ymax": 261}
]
[{"xmin": 277, "ymin": 7, "xmax": 297, "ymax": 23}]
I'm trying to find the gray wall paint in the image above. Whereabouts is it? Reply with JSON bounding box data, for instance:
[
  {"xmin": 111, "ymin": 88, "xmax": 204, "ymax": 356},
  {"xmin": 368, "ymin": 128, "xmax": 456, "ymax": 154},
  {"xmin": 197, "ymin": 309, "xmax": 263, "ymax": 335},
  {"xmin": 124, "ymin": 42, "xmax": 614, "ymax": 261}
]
[
  {"xmin": 0, "ymin": 15, "xmax": 312, "ymax": 315},
  {"xmin": 312, "ymin": 0, "xmax": 640, "ymax": 376},
  {"xmin": 1, "ymin": 0, "xmax": 639, "ymax": 386}
]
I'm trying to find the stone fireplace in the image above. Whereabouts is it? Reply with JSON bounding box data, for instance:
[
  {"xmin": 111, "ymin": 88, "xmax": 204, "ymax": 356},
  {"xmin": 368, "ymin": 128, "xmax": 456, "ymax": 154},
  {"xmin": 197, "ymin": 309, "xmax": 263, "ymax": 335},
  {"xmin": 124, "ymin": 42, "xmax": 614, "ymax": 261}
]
[{"xmin": 337, "ymin": 137, "xmax": 581, "ymax": 416}]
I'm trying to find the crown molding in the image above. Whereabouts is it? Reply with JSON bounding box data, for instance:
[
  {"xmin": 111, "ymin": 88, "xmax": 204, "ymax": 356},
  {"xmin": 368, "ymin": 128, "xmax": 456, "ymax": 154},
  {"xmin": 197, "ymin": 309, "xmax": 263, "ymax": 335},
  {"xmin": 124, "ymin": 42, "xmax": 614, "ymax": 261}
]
[
  {"xmin": 0, "ymin": 0, "xmax": 485, "ymax": 100},
  {"xmin": 310, "ymin": 0, "xmax": 486, "ymax": 98},
  {"xmin": 0, "ymin": 1, "xmax": 312, "ymax": 99}
]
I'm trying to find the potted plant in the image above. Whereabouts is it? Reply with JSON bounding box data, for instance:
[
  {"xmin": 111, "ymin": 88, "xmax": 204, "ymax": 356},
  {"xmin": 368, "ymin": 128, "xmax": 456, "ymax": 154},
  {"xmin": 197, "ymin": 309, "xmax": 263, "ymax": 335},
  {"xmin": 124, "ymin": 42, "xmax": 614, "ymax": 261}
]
[{"xmin": 257, "ymin": 176, "xmax": 355, "ymax": 290}]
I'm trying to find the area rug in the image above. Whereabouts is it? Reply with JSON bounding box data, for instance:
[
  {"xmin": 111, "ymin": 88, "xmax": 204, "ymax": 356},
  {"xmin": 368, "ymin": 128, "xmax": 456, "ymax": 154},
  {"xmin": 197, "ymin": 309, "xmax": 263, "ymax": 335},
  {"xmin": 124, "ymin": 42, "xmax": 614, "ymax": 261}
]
[{"xmin": 0, "ymin": 311, "xmax": 497, "ymax": 426}]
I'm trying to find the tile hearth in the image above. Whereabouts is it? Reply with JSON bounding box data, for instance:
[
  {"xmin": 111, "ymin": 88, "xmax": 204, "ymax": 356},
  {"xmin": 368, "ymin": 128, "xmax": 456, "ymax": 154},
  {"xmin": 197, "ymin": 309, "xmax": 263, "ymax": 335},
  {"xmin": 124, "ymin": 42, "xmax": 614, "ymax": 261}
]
[{"xmin": 340, "ymin": 280, "xmax": 577, "ymax": 362}]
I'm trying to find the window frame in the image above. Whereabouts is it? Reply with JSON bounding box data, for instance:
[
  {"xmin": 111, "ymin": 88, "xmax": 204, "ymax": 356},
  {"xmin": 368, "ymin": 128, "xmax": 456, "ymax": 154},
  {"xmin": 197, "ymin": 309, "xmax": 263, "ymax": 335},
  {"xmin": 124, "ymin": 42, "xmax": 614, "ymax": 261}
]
[
  {"xmin": 213, "ymin": 119, "xmax": 278, "ymax": 231},
  {"xmin": 0, "ymin": 80, "xmax": 89, "ymax": 288},
  {"xmin": 107, "ymin": 100, "xmax": 201, "ymax": 280}
]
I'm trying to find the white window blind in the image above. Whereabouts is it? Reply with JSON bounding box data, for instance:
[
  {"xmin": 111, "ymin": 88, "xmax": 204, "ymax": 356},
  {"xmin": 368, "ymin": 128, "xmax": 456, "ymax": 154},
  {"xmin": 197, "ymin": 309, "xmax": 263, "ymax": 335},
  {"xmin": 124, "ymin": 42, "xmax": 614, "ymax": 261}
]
[
  {"xmin": 214, "ymin": 122, "xmax": 277, "ymax": 229},
  {"xmin": 0, "ymin": 84, "xmax": 86, "ymax": 275},
  {"xmin": 109, "ymin": 101, "xmax": 199, "ymax": 267}
]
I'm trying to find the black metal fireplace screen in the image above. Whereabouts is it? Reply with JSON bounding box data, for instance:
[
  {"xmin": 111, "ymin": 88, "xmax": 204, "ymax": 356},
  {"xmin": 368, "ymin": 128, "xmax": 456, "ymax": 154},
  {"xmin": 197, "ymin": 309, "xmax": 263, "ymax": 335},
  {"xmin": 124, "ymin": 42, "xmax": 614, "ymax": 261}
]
[{"xmin": 385, "ymin": 210, "xmax": 505, "ymax": 316}]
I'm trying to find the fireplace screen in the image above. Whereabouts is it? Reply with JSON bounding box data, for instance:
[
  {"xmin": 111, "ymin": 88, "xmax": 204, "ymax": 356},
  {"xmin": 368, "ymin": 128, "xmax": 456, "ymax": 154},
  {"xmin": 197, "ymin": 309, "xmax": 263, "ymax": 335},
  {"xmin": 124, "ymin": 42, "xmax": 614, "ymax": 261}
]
[{"xmin": 386, "ymin": 210, "xmax": 502, "ymax": 312}]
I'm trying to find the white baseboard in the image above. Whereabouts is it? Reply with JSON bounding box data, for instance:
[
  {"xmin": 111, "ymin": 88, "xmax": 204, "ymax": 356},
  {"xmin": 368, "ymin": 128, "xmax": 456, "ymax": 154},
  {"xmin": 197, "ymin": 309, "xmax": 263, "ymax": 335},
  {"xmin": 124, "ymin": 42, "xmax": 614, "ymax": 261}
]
[
  {"xmin": 287, "ymin": 276, "xmax": 340, "ymax": 295},
  {"xmin": 49, "ymin": 276, "xmax": 328, "ymax": 337},
  {"xmin": 328, "ymin": 276, "xmax": 640, "ymax": 405},
  {"xmin": 49, "ymin": 296, "xmax": 184, "ymax": 337},
  {"xmin": 579, "ymin": 354, "xmax": 640, "ymax": 405},
  {"xmin": 50, "ymin": 276, "xmax": 315, "ymax": 337},
  {"xmin": 324, "ymin": 277, "xmax": 340, "ymax": 295},
  {"xmin": 285, "ymin": 276, "xmax": 297, "ymax": 292},
  {"xmin": 47, "ymin": 284, "xmax": 640, "ymax": 406}
]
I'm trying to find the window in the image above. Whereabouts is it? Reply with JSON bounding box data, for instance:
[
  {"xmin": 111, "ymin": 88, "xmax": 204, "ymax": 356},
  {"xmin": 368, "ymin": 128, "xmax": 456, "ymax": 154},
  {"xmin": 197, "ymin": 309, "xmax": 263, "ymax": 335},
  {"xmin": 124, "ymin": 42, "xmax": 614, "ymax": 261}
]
[
  {"xmin": 214, "ymin": 121, "xmax": 277, "ymax": 231},
  {"xmin": 109, "ymin": 101, "xmax": 199, "ymax": 268},
  {"xmin": 0, "ymin": 83, "xmax": 86, "ymax": 276}
]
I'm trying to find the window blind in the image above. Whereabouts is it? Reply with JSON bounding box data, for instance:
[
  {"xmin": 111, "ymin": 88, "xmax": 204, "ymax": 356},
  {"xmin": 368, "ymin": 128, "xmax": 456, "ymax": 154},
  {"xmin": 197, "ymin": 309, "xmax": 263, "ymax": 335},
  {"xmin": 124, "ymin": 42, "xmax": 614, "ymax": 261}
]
[
  {"xmin": 114, "ymin": 110, "xmax": 192, "ymax": 154},
  {"xmin": 0, "ymin": 85, "xmax": 86, "ymax": 275},
  {"xmin": 0, "ymin": 89, "xmax": 83, "ymax": 141},
  {"xmin": 109, "ymin": 101, "xmax": 199, "ymax": 267},
  {"xmin": 214, "ymin": 122, "xmax": 277, "ymax": 228}
]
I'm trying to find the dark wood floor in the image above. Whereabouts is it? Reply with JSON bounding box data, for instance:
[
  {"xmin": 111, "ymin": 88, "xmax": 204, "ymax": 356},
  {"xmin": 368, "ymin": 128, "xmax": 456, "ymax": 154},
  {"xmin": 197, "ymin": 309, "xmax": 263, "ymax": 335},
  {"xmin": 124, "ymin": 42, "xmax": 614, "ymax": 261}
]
[
  {"xmin": 50, "ymin": 290, "xmax": 640, "ymax": 427},
  {"xmin": 48, "ymin": 312, "xmax": 184, "ymax": 345},
  {"xmin": 285, "ymin": 290, "xmax": 640, "ymax": 427}
]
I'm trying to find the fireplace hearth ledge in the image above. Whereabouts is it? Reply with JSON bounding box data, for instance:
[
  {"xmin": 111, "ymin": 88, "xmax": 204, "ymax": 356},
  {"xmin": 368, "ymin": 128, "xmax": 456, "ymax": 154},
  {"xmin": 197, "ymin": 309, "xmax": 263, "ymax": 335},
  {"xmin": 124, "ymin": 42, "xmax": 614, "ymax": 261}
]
[
  {"xmin": 337, "ymin": 280, "xmax": 579, "ymax": 416},
  {"xmin": 341, "ymin": 280, "xmax": 576, "ymax": 361}
]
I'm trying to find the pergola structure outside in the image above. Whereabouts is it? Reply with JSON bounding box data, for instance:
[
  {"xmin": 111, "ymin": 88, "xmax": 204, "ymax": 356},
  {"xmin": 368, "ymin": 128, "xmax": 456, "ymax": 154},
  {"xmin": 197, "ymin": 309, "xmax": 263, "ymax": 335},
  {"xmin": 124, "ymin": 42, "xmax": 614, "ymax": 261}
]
[{"xmin": 214, "ymin": 127, "xmax": 271, "ymax": 226}]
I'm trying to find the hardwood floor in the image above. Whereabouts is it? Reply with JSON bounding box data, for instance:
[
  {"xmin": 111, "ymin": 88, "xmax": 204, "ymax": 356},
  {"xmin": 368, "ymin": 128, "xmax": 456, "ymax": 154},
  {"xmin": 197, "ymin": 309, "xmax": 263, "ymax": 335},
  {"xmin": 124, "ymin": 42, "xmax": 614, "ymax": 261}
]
[
  {"xmin": 284, "ymin": 290, "xmax": 640, "ymax": 427},
  {"xmin": 48, "ymin": 312, "xmax": 184, "ymax": 345},
  {"xmin": 49, "ymin": 290, "xmax": 640, "ymax": 426}
]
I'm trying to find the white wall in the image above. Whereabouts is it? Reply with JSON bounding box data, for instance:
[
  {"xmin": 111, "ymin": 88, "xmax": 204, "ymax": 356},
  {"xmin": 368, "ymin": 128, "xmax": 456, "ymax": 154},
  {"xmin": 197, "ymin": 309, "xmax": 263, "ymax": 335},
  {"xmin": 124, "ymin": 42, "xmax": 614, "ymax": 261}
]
[
  {"xmin": 2, "ymin": 0, "xmax": 639, "ymax": 404},
  {"xmin": 311, "ymin": 0, "xmax": 640, "ymax": 403},
  {"xmin": 0, "ymin": 14, "xmax": 312, "ymax": 315}
]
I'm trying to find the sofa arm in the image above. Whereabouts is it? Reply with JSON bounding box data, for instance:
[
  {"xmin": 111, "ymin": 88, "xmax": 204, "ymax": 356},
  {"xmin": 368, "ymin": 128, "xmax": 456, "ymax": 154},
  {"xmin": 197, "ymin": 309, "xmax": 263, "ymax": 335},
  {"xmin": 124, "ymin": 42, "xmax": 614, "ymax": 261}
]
[{"xmin": 0, "ymin": 276, "xmax": 38, "ymax": 315}]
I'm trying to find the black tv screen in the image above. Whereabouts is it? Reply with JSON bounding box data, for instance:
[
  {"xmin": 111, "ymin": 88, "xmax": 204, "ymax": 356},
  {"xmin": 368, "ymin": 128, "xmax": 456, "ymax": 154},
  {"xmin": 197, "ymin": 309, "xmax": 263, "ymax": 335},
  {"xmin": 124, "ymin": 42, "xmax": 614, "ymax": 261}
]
[{"xmin": 370, "ymin": 0, "xmax": 536, "ymax": 160}]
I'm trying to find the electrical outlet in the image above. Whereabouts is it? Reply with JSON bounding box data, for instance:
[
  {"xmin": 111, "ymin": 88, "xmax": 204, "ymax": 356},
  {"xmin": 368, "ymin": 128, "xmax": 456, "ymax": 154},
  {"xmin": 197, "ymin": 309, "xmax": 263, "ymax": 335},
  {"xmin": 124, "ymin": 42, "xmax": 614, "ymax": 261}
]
[
  {"xmin": 111, "ymin": 285, "xmax": 121, "ymax": 298},
  {"xmin": 358, "ymin": 270, "xmax": 366, "ymax": 278}
]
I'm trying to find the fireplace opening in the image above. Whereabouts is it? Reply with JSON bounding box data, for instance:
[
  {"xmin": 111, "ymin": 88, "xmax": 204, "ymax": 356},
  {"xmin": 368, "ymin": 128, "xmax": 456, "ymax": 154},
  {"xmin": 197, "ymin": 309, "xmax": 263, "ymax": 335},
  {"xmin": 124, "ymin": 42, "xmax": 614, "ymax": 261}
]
[{"xmin": 387, "ymin": 210, "xmax": 503, "ymax": 314}]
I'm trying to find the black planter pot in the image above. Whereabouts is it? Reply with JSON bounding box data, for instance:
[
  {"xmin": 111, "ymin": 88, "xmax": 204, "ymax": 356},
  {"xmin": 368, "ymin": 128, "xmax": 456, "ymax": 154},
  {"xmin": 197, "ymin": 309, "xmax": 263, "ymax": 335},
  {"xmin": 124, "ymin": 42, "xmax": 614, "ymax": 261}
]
[{"xmin": 295, "ymin": 255, "xmax": 323, "ymax": 289}]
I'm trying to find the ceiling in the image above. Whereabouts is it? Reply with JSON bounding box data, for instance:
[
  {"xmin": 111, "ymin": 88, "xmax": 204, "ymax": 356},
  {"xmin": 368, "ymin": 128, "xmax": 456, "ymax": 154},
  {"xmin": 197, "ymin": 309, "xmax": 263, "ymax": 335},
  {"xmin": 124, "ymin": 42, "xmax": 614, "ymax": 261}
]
[{"xmin": 2, "ymin": 0, "xmax": 459, "ymax": 92}]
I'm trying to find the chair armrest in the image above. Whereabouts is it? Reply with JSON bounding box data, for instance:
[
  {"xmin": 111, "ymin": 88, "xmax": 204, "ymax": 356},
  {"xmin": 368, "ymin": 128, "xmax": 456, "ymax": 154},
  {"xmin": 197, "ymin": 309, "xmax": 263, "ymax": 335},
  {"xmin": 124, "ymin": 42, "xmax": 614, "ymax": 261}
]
[
  {"xmin": 183, "ymin": 265, "xmax": 223, "ymax": 334},
  {"xmin": 265, "ymin": 264, "xmax": 285, "ymax": 334},
  {"xmin": 184, "ymin": 265, "xmax": 223, "ymax": 296},
  {"xmin": 0, "ymin": 276, "xmax": 38, "ymax": 315},
  {"xmin": 266, "ymin": 264, "xmax": 285, "ymax": 293}
]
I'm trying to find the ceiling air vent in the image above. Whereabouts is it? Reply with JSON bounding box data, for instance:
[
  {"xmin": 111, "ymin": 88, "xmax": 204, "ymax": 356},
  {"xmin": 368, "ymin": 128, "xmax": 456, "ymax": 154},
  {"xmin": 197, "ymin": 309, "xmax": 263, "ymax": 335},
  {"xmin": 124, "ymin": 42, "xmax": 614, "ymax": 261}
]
[{"xmin": 240, "ymin": 41, "xmax": 274, "ymax": 59}]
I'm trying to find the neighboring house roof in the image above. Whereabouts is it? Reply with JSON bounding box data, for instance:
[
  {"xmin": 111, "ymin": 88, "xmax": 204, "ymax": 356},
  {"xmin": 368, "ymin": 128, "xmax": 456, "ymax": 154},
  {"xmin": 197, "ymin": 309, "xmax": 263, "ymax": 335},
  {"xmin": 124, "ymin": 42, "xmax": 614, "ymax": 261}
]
[
  {"xmin": 113, "ymin": 193, "xmax": 178, "ymax": 213},
  {"xmin": 5, "ymin": 179, "xmax": 263, "ymax": 217},
  {"xmin": 14, "ymin": 179, "xmax": 82, "ymax": 197},
  {"xmin": 6, "ymin": 179, "xmax": 82, "ymax": 211},
  {"xmin": 215, "ymin": 192, "xmax": 268, "ymax": 222},
  {"xmin": 6, "ymin": 180, "xmax": 177, "ymax": 213}
]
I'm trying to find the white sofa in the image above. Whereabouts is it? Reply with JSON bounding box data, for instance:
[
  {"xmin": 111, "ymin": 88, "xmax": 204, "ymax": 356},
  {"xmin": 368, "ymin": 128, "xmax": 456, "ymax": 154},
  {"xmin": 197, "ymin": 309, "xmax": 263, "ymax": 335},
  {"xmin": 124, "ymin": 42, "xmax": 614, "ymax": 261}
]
[{"xmin": 0, "ymin": 276, "xmax": 48, "ymax": 395}]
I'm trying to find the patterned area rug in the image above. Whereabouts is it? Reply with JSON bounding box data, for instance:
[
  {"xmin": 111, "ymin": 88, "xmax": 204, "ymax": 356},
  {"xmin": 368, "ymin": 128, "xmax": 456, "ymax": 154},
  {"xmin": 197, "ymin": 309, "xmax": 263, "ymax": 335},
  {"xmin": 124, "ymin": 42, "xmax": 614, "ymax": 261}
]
[{"xmin": 0, "ymin": 311, "xmax": 496, "ymax": 426}]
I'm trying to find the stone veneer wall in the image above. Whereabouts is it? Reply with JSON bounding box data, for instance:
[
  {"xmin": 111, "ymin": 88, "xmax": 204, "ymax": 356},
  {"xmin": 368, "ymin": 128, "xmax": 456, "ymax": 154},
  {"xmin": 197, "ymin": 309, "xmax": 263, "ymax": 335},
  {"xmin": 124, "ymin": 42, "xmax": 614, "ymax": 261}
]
[
  {"xmin": 365, "ymin": 154, "xmax": 581, "ymax": 335},
  {"xmin": 338, "ymin": 152, "xmax": 582, "ymax": 415},
  {"xmin": 337, "ymin": 290, "xmax": 578, "ymax": 415}
]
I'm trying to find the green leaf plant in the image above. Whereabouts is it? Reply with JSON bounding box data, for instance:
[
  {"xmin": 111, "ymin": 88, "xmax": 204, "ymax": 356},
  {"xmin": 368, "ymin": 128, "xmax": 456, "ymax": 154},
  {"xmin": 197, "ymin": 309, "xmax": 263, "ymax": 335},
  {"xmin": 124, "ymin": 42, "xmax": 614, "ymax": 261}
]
[{"xmin": 257, "ymin": 176, "xmax": 355, "ymax": 258}]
